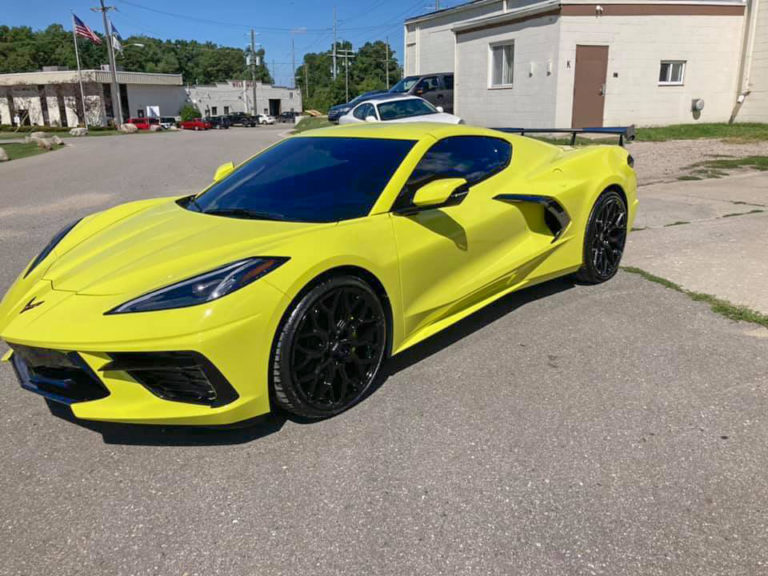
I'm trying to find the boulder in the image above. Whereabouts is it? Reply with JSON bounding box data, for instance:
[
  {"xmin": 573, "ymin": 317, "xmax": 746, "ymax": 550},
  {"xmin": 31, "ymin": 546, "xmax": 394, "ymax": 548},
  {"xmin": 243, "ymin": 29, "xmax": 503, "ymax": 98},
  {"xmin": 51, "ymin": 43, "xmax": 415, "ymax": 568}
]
[
  {"xmin": 119, "ymin": 123, "xmax": 138, "ymax": 134},
  {"xmin": 168, "ymin": 125, "xmax": 179, "ymax": 131},
  {"xmin": 69, "ymin": 127, "xmax": 88, "ymax": 137},
  {"xmin": 50, "ymin": 135, "xmax": 64, "ymax": 146},
  {"xmin": 30, "ymin": 131, "xmax": 47, "ymax": 139},
  {"xmin": 32, "ymin": 137, "xmax": 53, "ymax": 150},
  {"xmin": 0, "ymin": 147, "xmax": 8, "ymax": 162},
  {"xmin": 149, "ymin": 124, "xmax": 162, "ymax": 132}
]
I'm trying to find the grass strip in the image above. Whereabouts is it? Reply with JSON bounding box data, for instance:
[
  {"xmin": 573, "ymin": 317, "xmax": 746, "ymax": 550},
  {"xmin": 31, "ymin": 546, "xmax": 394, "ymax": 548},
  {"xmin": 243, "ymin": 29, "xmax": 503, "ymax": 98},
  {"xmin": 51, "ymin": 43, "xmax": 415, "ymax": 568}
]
[{"xmin": 623, "ymin": 267, "xmax": 768, "ymax": 328}]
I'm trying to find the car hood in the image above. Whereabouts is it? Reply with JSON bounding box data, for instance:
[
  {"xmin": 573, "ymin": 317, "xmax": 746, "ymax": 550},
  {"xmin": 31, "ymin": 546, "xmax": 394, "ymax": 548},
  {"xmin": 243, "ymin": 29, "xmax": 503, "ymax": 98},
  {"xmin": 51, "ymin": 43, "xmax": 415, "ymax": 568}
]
[{"xmin": 42, "ymin": 198, "xmax": 325, "ymax": 297}]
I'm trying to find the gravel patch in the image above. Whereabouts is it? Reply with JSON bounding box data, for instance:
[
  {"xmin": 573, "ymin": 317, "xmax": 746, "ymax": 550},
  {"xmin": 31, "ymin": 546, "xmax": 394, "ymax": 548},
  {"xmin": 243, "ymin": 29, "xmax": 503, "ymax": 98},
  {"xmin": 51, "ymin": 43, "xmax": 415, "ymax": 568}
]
[{"xmin": 628, "ymin": 138, "xmax": 768, "ymax": 186}]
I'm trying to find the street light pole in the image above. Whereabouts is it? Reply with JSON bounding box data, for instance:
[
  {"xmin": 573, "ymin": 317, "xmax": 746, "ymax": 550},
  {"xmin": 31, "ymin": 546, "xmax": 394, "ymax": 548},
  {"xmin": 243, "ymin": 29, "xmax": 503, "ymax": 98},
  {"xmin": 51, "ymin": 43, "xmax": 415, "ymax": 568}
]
[{"xmin": 92, "ymin": 0, "xmax": 123, "ymax": 126}]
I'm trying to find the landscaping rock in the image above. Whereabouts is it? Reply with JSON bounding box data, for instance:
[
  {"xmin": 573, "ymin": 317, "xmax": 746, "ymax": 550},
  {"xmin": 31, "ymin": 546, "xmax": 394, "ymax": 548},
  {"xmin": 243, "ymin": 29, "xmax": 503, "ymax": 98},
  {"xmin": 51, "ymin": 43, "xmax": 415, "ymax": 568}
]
[
  {"xmin": 119, "ymin": 123, "xmax": 138, "ymax": 134},
  {"xmin": 50, "ymin": 135, "xmax": 64, "ymax": 146},
  {"xmin": 150, "ymin": 124, "xmax": 162, "ymax": 132},
  {"xmin": 32, "ymin": 137, "xmax": 52, "ymax": 151},
  {"xmin": 69, "ymin": 127, "xmax": 88, "ymax": 137},
  {"xmin": 0, "ymin": 147, "xmax": 8, "ymax": 162},
  {"xmin": 30, "ymin": 131, "xmax": 47, "ymax": 139}
]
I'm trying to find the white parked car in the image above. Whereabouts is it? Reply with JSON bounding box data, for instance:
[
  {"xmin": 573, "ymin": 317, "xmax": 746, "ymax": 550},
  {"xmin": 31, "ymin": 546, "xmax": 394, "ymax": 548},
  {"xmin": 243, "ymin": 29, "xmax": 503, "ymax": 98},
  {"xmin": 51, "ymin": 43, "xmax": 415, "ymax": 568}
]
[
  {"xmin": 257, "ymin": 114, "xmax": 276, "ymax": 125},
  {"xmin": 338, "ymin": 95, "xmax": 463, "ymax": 125}
]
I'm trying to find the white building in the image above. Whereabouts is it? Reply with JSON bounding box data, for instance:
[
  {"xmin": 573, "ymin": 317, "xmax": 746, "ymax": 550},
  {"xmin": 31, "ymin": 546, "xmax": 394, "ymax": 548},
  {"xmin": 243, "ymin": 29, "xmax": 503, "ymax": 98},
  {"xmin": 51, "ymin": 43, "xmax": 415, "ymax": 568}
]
[
  {"xmin": 0, "ymin": 68, "xmax": 185, "ymax": 127},
  {"xmin": 404, "ymin": 0, "xmax": 768, "ymax": 127},
  {"xmin": 186, "ymin": 81, "xmax": 302, "ymax": 117}
]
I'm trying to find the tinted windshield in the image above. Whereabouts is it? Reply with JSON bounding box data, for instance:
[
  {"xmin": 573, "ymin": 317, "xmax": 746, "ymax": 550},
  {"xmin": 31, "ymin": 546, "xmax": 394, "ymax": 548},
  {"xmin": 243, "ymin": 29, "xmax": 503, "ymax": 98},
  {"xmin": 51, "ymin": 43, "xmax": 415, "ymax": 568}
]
[
  {"xmin": 189, "ymin": 137, "xmax": 415, "ymax": 223},
  {"xmin": 377, "ymin": 99, "xmax": 437, "ymax": 121},
  {"xmin": 389, "ymin": 76, "xmax": 420, "ymax": 93}
]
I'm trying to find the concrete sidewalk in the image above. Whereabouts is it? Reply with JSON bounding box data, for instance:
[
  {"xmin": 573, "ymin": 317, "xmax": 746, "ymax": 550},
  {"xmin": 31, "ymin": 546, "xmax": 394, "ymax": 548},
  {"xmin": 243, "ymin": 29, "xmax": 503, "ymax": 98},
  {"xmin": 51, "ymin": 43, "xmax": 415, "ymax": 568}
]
[{"xmin": 625, "ymin": 171, "xmax": 768, "ymax": 314}]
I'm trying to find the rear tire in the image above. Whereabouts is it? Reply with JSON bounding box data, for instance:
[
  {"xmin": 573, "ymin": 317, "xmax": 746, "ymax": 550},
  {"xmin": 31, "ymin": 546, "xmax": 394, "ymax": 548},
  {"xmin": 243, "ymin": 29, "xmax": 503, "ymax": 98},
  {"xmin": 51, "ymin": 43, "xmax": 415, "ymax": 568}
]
[
  {"xmin": 271, "ymin": 276, "xmax": 387, "ymax": 420},
  {"xmin": 574, "ymin": 189, "xmax": 628, "ymax": 284}
]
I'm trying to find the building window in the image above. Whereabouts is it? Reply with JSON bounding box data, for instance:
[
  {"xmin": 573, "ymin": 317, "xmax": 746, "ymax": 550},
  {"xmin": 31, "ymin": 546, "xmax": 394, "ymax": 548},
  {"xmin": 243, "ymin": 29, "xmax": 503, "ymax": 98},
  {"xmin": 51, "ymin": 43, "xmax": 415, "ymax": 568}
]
[
  {"xmin": 224, "ymin": 106, "xmax": 230, "ymax": 115},
  {"xmin": 490, "ymin": 42, "xmax": 514, "ymax": 87},
  {"xmin": 137, "ymin": 109, "xmax": 145, "ymax": 118},
  {"xmin": 659, "ymin": 60, "xmax": 685, "ymax": 85},
  {"xmin": 289, "ymin": 92, "xmax": 294, "ymax": 99},
  {"xmin": 211, "ymin": 106, "xmax": 218, "ymax": 116}
]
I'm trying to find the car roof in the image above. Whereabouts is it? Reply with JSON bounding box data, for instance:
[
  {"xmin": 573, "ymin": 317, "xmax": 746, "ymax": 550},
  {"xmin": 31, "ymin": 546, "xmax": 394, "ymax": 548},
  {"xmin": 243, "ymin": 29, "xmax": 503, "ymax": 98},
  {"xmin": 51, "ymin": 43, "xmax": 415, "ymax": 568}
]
[
  {"xmin": 293, "ymin": 122, "xmax": 504, "ymax": 141},
  {"xmin": 357, "ymin": 94, "xmax": 427, "ymax": 104}
]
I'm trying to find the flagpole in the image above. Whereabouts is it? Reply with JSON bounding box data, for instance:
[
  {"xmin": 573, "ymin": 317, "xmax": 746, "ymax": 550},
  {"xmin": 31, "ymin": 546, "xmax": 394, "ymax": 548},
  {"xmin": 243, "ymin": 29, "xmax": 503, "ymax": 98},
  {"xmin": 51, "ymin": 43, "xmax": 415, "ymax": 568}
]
[{"xmin": 71, "ymin": 14, "xmax": 89, "ymax": 129}]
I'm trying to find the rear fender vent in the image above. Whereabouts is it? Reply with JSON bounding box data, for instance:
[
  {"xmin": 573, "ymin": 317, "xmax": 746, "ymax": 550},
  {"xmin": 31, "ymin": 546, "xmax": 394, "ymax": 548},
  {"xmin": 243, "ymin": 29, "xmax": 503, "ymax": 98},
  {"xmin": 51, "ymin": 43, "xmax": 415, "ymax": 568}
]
[{"xmin": 494, "ymin": 194, "xmax": 571, "ymax": 242}]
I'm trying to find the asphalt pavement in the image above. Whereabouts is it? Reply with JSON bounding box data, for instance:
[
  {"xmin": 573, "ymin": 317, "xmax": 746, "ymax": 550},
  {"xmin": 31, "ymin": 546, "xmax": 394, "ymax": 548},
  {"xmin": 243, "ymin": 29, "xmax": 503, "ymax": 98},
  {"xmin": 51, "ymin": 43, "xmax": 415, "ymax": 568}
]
[{"xmin": 1, "ymin": 128, "xmax": 767, "ymax": 576}]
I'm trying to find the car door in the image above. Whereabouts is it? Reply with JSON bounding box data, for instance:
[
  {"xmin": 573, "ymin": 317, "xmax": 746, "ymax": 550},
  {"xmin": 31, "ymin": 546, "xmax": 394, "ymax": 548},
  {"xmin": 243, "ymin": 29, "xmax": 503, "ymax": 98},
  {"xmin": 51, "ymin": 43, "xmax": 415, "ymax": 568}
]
[
  {"xmin": 390, "ymin": 135, "xmax": 531, "ymax": 342},
  {"xmin": 440, "ymin": 74, "xmax": 454, "ymax": 113},
  {"xmin": 413, "ymin": 76, "xmax": 440, "ymax": 107}
]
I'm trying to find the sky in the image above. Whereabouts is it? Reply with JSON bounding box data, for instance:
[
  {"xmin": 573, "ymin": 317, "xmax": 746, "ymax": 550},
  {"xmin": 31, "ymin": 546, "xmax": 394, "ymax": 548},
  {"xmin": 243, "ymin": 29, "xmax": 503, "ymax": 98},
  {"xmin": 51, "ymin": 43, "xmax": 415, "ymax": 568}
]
[{"xmin": 3, "ymin": 0, "xmax": 462, "ymax": 86}]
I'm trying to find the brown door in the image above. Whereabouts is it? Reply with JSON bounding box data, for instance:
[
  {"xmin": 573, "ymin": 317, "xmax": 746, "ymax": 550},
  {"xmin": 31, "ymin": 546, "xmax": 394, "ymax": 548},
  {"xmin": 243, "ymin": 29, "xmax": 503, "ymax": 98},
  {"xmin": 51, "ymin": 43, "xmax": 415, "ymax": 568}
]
[{"xmin": 571, "ymin": 45, "xmax": 609, "ymax": 128}]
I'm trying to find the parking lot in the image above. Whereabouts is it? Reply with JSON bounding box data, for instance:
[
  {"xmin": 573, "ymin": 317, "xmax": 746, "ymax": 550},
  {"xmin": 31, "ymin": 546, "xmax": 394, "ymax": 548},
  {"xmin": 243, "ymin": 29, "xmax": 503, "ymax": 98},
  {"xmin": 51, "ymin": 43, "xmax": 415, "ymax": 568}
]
[{"xmin": 2, "ymin": 128, "xmax": 768, "ymax": 575}]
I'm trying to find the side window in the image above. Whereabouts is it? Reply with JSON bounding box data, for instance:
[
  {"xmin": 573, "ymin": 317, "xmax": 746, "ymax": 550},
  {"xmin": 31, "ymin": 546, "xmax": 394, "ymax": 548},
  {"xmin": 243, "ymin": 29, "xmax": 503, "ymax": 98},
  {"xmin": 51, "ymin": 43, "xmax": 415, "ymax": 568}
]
[
  {"xmin": 443, "ymin": 75, "xmax": 454, "ymax": 90},
  {"xmin": 353, "ymin": 103, "xmax": 374, "ymax": 120},
  {"xmin": 416, "ymin": 76, "xmax": 439, "ymax": 94},
  {"xmin": 396, "ymin": 136, "xmax": 512, "ymax": 208}
]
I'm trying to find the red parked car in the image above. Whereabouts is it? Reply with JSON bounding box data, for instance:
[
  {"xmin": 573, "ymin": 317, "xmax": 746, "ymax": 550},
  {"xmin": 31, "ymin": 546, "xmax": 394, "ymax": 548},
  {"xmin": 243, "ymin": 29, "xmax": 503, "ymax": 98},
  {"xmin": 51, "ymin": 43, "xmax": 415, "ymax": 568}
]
[
  {"xmin": 179, "ymin": 118, "xmax": 212, "ymax": 131},
  {"xmin": 125, "ymin": 117, "xmax": 160, "ymax": 130}
]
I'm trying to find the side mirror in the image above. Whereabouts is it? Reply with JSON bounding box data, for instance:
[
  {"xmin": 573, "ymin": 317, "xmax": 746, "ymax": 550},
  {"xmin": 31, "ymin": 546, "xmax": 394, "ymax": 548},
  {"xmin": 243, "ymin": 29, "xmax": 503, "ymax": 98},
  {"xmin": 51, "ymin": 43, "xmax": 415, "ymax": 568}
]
[
  {"xmin": 213, "ymin": 161, "xmax": 235, "ymax": 182},
  {"xmin": 436, "ymin": 106, "xmax": 444, "ymax": 113},
  {"xmin": 412, "ymin": 178, "xmax": 468, "ymax": 209},
  {"xmin": 416, "ymin": 89, "xmax": 424, "ymax": 95},
  {"xmin": 365, "ymin": 115, "xmax": 378, "ymax": 123}
]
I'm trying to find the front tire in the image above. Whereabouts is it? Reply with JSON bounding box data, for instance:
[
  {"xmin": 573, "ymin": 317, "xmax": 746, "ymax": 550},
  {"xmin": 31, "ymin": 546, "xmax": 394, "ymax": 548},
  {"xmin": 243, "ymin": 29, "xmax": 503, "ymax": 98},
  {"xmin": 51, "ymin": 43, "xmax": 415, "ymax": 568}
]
[
  {"xmin": 272, "ymin": 276, "xmax": 387, "ymax": 419},
  {"xmin": 574, "ymin": 189, "xmax": 628, "ymax": 284}
]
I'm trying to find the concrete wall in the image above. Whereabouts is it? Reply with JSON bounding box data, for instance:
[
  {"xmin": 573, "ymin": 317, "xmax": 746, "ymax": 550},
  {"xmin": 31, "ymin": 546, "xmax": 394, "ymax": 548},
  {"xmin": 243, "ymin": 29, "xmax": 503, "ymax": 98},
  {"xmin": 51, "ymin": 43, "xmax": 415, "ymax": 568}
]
[
  {"xmin": 405, "ymin": 0, "xmax": 506, "ymax": 75},
  {"xmin": 186, "ymin": 82, "xmax": 302, "ymax": 116},
  {"xmin": 739, "ymin": 0, "xmax": 768, "ymax": 121},
  {"xmin": 455, "ymin": 14, "xmax": 561, "ymax": 127},
  {"xmin": 555, "ymin": 14, "xmax": 745, "ymax": 126},
  {"xmin": 125, "ymin": 84, "xmax": 188, "ymax": 119}
]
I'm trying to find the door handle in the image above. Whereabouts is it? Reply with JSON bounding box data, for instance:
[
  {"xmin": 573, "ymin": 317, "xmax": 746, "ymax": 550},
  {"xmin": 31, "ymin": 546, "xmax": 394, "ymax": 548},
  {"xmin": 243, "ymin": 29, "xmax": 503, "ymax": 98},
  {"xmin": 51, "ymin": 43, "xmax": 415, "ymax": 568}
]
[{"xmin": 599, "ymin": 84, "xmax": 606, "ymax": 96}]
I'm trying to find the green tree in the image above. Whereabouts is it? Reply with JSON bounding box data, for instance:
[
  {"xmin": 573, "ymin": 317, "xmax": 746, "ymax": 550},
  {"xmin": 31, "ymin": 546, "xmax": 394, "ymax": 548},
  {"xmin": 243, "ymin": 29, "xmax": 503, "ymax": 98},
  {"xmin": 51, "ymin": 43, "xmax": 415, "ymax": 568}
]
[
  {"xmin": 296, "ymin": 39, "xmax": 401, "ymax": 113},
  {"xmin": 179, "ymin": 103, "xmax": 201, "ymax": 121}
]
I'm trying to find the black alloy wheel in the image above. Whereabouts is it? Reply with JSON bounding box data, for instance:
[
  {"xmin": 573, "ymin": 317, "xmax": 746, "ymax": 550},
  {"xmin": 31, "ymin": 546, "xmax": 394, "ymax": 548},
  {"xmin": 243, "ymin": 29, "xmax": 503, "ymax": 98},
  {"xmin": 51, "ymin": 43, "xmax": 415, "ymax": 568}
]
[
  {"xmin": 272, "ymin": 276, "xmax": 387, "ymax": 419},
  {"xmin": 575, "ymin": 189, "xmax": 628, "ymax": 284}
]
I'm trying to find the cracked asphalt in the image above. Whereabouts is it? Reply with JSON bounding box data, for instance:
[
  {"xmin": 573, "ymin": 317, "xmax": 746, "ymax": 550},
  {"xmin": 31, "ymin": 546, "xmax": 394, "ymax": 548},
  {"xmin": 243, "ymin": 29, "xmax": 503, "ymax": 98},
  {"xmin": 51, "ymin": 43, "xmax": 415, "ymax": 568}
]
[{"xmin": 1, "ymin": 128, "xmax": 767, "ymax": 575}]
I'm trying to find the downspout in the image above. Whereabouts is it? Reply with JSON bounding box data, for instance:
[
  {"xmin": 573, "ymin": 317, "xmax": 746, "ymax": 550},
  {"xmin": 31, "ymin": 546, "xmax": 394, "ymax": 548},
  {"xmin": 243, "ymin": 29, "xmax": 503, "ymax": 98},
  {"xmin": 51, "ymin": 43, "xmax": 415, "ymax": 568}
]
[{"xmin": 729, "ymin": 0, "xmax": 759, "ymax": 123}]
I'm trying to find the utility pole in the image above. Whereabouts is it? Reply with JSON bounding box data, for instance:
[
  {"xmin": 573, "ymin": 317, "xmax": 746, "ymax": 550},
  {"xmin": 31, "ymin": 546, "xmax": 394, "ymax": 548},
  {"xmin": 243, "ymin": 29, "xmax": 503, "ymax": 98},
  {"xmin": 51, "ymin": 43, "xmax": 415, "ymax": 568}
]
[
  {"xmin": 385, "ymin": 36, "xmax": 390, "ymax": 89},
  {"xmin": 304, "ymin": 61, "xmax": 309, "ymax": 101},
  {"xmin": 291, "ymin": 36, "xmax": 296, "ymax": 89},
  {"xmin": 92, "ymin": 0, "xmax": 122, "ymax": 125},
  {"xmin": 332, "ymin": 6, "xmax": 337, "ymax": 80},
  {"xmin": 435, "ymin": 0, "xmax": 440, "ymax": 9},
  {"xmin": 337, "ymin": 48, "xmax": 354, "ymax": 102},
  {"xmin": 250, "ymin": 29, "xmax": 258, "ymax": 116}
]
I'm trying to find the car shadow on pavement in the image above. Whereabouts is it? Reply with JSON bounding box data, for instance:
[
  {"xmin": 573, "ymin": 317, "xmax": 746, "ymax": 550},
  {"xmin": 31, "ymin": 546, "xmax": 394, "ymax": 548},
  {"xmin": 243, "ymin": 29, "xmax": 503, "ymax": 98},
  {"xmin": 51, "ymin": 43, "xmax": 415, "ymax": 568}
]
[
  {"xmin": 379, "ymin": 276, "xmax": 577, "ymax": 380},
  {"xmin": 46, "ymin": 277, "xmax": 577, "ymax": 446}
]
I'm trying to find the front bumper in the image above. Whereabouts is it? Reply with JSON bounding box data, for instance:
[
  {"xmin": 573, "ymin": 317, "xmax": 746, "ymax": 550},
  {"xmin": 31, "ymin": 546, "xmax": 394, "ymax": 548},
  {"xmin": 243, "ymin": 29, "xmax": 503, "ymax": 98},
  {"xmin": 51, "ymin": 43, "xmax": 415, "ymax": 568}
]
[{"xmin": 0, "ymin": 279, "xmax": 289, "ymax": 426}]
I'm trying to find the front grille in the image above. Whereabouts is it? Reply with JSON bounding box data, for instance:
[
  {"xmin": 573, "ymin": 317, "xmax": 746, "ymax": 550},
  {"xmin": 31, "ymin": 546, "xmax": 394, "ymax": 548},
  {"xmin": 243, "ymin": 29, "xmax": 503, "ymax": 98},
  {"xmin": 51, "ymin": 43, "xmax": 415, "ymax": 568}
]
[
  {"xmin": 10, "ymin": 344, "xmax": 110, "ymax": 404},
  {"xmin": 103, "ymin": 351, "xmax": 239, "ymax": 407}
]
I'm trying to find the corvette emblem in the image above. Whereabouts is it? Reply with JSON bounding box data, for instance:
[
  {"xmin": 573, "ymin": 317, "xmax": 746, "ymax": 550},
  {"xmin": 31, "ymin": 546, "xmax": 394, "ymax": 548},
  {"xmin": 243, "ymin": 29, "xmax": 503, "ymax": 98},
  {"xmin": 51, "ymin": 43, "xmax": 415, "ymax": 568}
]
[{"xmin": 20, "ymin": 297, "xmax": 44, "ymax": 314}]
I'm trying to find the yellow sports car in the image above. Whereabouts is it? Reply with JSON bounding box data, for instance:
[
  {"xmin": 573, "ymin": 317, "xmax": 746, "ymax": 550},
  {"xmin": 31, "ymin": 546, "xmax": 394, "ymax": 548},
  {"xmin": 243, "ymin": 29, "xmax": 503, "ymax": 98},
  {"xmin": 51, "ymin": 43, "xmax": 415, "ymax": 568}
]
[{"xmin": 0, "ymin": 123, "xmax": 636, "ymax": 425}]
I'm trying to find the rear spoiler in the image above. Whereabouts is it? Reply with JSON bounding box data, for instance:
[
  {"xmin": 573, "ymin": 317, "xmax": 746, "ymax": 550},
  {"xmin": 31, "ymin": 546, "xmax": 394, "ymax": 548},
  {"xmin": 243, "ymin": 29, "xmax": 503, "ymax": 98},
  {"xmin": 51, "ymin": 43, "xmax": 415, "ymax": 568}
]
[{"xmin": 493, "ymin": 125, "xmax": 636, "ymax": 147}]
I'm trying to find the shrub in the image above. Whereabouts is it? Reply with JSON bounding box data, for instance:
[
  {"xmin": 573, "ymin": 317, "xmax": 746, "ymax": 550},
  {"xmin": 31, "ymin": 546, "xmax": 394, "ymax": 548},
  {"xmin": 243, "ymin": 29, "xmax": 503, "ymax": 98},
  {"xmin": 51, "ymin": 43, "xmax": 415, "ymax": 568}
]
[{"xmin": 179, "ymin": 103, "xmax": 202, "ymax": 122}]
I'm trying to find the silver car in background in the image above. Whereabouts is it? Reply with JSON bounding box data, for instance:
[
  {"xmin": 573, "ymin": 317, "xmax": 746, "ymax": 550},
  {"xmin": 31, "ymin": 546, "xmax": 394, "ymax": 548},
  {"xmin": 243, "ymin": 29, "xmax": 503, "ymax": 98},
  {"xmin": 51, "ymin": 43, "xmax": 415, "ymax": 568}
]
[{"xmin": 338, "ymin": 95, "xmax": 463, "ymax": 125}]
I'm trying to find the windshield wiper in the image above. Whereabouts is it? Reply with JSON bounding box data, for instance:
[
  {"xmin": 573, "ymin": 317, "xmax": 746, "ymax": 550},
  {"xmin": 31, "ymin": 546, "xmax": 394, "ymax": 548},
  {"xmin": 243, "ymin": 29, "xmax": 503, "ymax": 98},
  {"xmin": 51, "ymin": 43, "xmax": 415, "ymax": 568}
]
[{"xmin": 204, "ymin": 208, "xmax": 286, "ymax": 221}]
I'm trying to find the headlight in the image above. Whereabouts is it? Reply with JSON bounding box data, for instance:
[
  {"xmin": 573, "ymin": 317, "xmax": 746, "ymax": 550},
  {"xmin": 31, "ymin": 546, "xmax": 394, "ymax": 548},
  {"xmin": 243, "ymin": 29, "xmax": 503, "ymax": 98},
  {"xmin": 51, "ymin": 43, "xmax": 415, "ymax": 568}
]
[
  {"xmin": 107, "ymin": 257, "xmax": 288, "ymax": 315},
  {"xmin": 24, "ymin": 219, "xmax": 82, "ymax": 278}
]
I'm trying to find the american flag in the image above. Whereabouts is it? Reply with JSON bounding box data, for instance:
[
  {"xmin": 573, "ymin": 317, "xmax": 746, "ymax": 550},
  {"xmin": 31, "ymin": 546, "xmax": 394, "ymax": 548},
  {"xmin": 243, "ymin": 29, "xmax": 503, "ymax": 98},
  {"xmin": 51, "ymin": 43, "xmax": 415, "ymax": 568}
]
[{"xmin": 73, "ymin": 15, "xmax": 102, "ymax": 44}]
